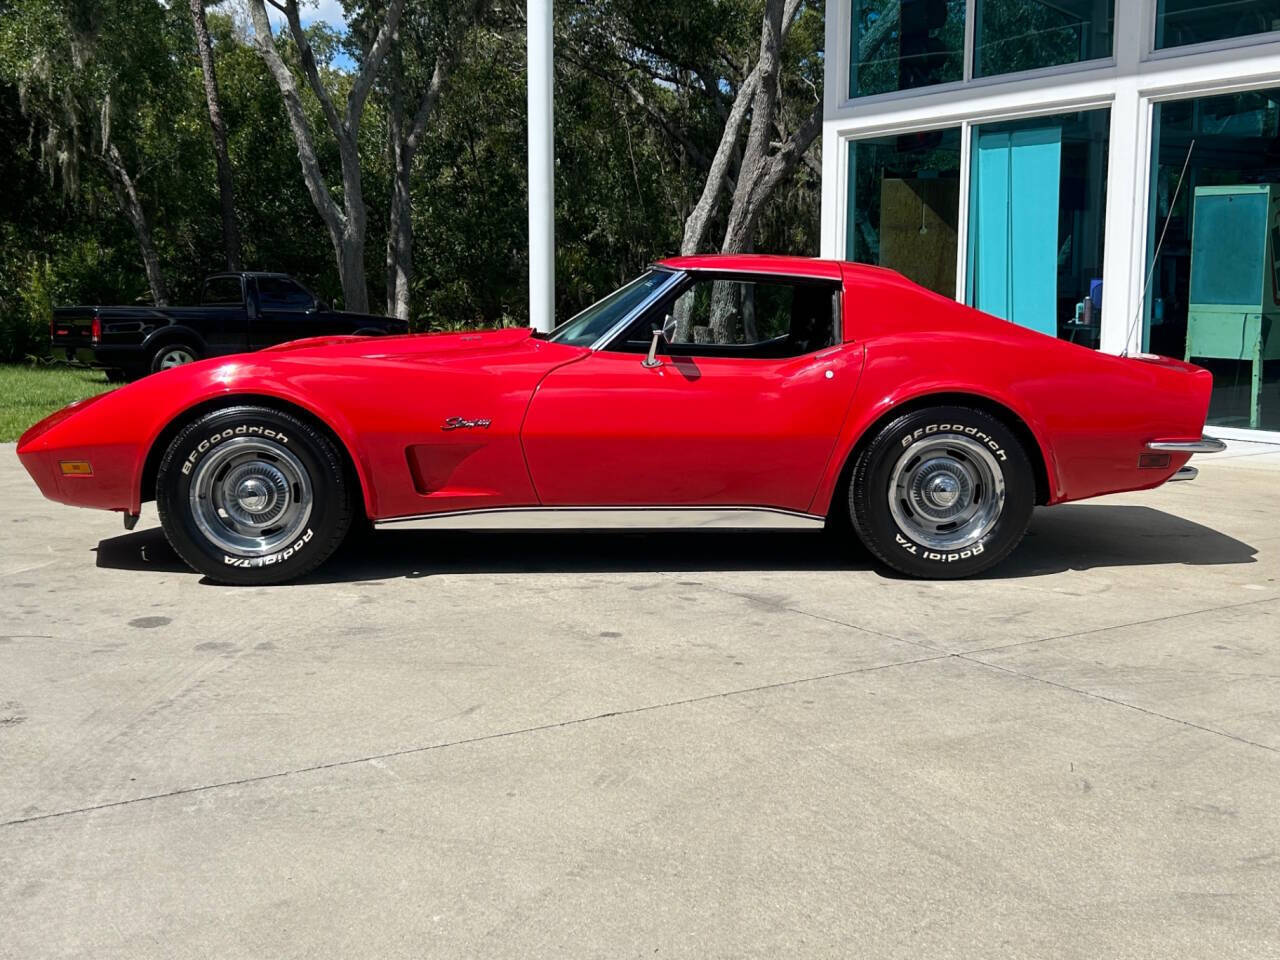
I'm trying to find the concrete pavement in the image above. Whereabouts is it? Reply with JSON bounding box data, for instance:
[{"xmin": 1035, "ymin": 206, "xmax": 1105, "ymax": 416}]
[{"xmin": 2, "ymin": 440, "xmax": 1278, "ymax": 958}]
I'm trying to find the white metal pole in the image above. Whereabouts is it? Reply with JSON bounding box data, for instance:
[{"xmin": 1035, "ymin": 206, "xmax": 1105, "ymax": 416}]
[{"xmin": 527, "ymin": 0, "xmax": 555, "ymax": 333}]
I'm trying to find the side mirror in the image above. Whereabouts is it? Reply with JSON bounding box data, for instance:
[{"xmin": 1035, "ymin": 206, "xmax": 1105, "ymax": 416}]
[{"xmin": 643, "ymin": 314, "xmax": 676, "ymax": 368}]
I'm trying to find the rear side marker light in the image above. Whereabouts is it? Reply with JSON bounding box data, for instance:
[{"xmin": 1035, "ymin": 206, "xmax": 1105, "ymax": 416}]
[
  {"xmin": 1139, "ymin": 453, "xmax": 1171, "ymax": 470},
  {"xmin": 59, "ymin": 460, "xmax": 93, "ymax": 476}
]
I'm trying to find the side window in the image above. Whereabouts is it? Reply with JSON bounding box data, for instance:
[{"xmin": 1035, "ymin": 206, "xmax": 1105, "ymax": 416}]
[
  {"xmin": 619, "ymin": 277, "xmax": 839, "ymax": 358},
  {"xmin": 257, "ymin": 277, "xmax": 314, "ymax": 311},
  {"xmin": 201, "ymin": 276, "xmax": 243, "ymax": 306}
]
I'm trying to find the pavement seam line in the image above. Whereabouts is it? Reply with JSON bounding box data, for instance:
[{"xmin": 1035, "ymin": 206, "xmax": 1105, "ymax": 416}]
[
  {"xmin": 960, "ymin": 654, "xmax": 1280, "ymax": 755},
  {"xmin": 669, "ymin": 576, "xmax": 1279, "ymax": 756},
  {"xmin": 0, "ymin": 651, "xmax": 951, "ymax": 830},
  {"xmin": 961, "ymin": 595, "xmax": 1280, "ymax": 656},
  {"xmin": 658, "ymin": 574, "xmax": 1278, "ymax": 662}
]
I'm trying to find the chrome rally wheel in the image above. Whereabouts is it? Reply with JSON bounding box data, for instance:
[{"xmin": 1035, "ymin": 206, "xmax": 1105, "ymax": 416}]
[
  {"xmin": 156, "ymin": 405, "xmax": 354, "ymax": 585},
  {"xmin": 188, "ymin": 438, "xmax": 313, "ymax": 557},
  {"xmin": 888, "ymin": 435, "xmax": 1006, "ymax": 553},
  {"xmin": 848, "ymin": 406, "xmax": 1035, "ymax": 579}
]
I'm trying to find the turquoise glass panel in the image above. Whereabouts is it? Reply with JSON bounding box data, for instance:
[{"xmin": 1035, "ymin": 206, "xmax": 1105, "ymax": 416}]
[
  {"xmin": 1189, "ymin": 192, "xmax": 1267, "ymax": 306},
  {"xmin": 968, "ymin": 128, "xmax": 1062, "ymax": 337}
]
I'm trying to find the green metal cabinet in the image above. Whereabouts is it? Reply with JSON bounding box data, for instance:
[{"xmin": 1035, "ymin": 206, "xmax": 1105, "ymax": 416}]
[{"xmin": 1185, "ymin": 184, "xmax": 1280, "ymax": 428}]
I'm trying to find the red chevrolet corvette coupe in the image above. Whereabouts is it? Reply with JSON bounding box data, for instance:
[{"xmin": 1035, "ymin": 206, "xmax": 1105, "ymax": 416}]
[{"xmin": 18, "ymin": 255, "xmax": 1223, "ymax": 585}]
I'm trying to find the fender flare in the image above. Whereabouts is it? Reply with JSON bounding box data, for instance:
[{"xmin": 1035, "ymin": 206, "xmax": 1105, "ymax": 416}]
[
  {"xmin": 141, "ymin": 325, "xmax": 210, "ymax": 358},
  {"xmin": 134, "ymin": 385, "xmax": 377, "ymax": 519},
  {"xmin": 810, "ymin": 385, "xmax": 1061, "ymax": 517}
]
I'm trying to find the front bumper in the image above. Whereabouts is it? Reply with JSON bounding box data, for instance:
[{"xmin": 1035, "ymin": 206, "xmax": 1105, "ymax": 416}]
[{"xmin": 17, "ymin": 394, "xmax": 137, "ymax": 512}]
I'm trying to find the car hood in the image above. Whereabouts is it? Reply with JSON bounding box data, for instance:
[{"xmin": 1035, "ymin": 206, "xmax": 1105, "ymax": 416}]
[{"xmin": 261, "ymin": 326, "xmax": 539, "ymax": 359}]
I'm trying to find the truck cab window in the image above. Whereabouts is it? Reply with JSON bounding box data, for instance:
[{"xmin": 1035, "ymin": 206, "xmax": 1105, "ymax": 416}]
[
  {"xmin": 257, "ymin": 277, "xmax": 315, "ymax": 312},
  {"xmin": 201, "ymin": 277, "xmax": 243, "ymax": 306}
]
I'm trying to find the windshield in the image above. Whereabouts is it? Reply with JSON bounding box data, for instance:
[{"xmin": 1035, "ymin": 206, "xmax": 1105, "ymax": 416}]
[{"xmin": 548, "ymin": 269, "xmax": 671, "ymax": 347}]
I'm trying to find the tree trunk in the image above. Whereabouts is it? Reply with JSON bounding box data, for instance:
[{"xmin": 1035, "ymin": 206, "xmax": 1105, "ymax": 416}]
[
  {"xmin": 719, "ymin": 0, "xmax": 786, "ymax": 258},
  {"xmin": 337, "ymin": 224, "xmax": 367, "ymax": 314},
  {"xmin": 246, "ymin": 0, "xmax": 405, "ymax": 314},
  {"xmin": 679, "ymin": 0, "xmax": 803, "ymax": 256},
  {"xmin": 380, "ymin": 0, "xmax": 487, "ymax": 322},
  {"xmin": 188, "ymin": 0, "xmax": 241, "ymax": 271},
  {"xmin": 680, "ymin": 0, "xmax": 891, "ymax": 261},
  {"xmin": 336, "ymin": 134, "xmax": 370, "ymax": 313},
  {"xmin": 384, "ymin": 51, "xmax": 413, "ymax": 320},
  {"xmin": 103, "ymin": 144, "xmax": 168, "ymax": 306},
  {"xmin": 385, "ymin": 148, "xmax": 413, "ymax": 321}
]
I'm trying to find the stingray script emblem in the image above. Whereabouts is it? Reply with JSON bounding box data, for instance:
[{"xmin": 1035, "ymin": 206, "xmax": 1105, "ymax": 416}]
[{"xmin": 442, "ymin": 416, "xmax": 493, "ymax": 431}]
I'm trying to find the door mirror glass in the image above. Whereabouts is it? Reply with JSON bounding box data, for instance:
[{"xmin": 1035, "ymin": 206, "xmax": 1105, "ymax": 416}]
[{"xmin": 661, "ymin": 313, "xmax": 677, "ymax": 344}]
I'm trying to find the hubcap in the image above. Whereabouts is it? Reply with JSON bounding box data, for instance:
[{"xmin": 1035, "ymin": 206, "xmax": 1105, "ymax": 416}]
[
  {"xmin": 888, "ymin": 435, "xmax": 1005, "ymax": 551},
  {"xmin": 188, "ymin": 437, "xmax": 312, "ymax": 556},
  {"xmin": 159, "ymin": 347, "xmax": 196, "ymax": 369}
]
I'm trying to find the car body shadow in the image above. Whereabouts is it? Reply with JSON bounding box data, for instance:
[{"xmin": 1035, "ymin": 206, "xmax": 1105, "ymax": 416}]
[
  {"xmin": 989, "ymin": 503, "xmax": 1257, "ymax": 578},
  {"xmin": 93, "ymin": 503, "xmax": 1256, "ymax": 584}
]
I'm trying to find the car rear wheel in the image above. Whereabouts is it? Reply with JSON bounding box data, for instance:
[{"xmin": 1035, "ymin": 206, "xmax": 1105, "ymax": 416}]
[
  {"xmin": 155, "ymin": 406, "xmax": 355, "ymax": 585},
  {"xmin": 848, "ymin": 406, "xmax": 1035, "ymax": 579},
  {"xmin": 151, "ymin": 343, "xmax": 200, "ymax": 374}
]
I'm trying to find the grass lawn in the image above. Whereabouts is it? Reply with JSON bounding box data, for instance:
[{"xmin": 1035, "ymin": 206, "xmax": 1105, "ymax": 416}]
[{"xmin": 0, "ymin": 364, "xmax": 117, "ymax": 443}]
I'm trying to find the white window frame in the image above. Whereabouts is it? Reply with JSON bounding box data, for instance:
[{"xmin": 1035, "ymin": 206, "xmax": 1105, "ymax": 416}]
[{"xmin": 822, "ymin": 0, "xmax": 1280, "ymax": 441}]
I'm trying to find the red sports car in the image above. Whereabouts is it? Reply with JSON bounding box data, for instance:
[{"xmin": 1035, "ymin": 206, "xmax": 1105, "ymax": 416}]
[{"xmin": 18, "ymin": 255, "xmax": 1224, "ymax": 585}]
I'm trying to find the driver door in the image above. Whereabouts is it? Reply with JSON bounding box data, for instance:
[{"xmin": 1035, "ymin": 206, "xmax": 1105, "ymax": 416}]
[{"xmin": 521, "ymin": 272, "xmax": 863, "ymax": 514}]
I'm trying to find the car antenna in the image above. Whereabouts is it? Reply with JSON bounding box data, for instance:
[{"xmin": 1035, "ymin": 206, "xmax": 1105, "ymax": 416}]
[{"xmin": 1122, "ymin": 138, "xmax": 1195, "ymax": 358}]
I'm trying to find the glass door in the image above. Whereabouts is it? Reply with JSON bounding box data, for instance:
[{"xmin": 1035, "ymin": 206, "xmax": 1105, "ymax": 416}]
[{"xmin": 965, "ymin": 109, "xmax": 1110, "ymax": 347}]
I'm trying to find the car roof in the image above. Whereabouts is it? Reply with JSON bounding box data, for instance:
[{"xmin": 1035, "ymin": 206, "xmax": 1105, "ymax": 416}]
[{"xmin": 658, "ymin": 253, "xmax": 902, "ymax": 284}]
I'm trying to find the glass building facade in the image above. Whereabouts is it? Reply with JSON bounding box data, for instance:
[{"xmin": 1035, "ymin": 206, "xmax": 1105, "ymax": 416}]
[{"xmin": 823, "ymin": 0, "xmax": 1280, "ymax": 438}]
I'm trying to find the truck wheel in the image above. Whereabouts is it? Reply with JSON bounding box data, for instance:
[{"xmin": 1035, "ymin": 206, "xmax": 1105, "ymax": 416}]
[
  {"xmin": 151, "ymin": 343, "xmax": 200, "ymax": 373},
  {"xmin": 848, "ymin": 406, "xmax": 1035, "ymax": 579},
  {"xmin": 155, "ymin": 405, "xmax": 355, "ymax": 585}
]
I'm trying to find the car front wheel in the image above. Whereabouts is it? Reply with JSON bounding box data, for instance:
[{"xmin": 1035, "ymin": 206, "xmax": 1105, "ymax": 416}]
[
  {"xmin": 155, "ymin": 405, "xmax": 355, "ymax": 585},
  {"xmin": 848, "ymin": 406, "xmax": 1035, "ymax": 579}
]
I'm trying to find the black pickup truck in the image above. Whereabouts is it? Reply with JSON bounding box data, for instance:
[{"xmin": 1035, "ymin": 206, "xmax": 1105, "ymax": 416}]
[{"xmin": 51, "ymin": 272, "xmax": 408, "ymax": 380}]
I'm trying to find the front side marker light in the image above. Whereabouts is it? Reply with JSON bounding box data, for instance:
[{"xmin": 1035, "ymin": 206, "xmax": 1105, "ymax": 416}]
[{"xmin": 59, "ymin": 460, "xmax": 93, "ymax": 477}]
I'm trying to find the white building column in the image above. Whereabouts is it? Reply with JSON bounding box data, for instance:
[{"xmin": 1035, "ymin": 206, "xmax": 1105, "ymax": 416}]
[
  {"xmin": 527, "ymin": 0, "xmax": 555, "ymax": 332},
  {"xmin": 819, "ymin": 0, "xmax": 849, "ymax": 260},
  {"xmin": 1097, "ymin": 0, "xmax": 1152, "ymax": 355}
]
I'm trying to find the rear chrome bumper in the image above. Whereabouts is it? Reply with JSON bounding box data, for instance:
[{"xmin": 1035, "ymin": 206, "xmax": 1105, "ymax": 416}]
[{"xmin": 1146, "ymin": 436, "xmax": 1227, "ymax": 454}]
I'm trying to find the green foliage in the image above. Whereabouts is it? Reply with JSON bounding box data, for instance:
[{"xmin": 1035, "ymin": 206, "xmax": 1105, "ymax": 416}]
[
  {"xmin": 0, "ymin": 363, "xmax": 115, "ymax": 442},
  {"xmin": 0, "ymin": 0, "xmax": 825, "ymax": 356}
]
